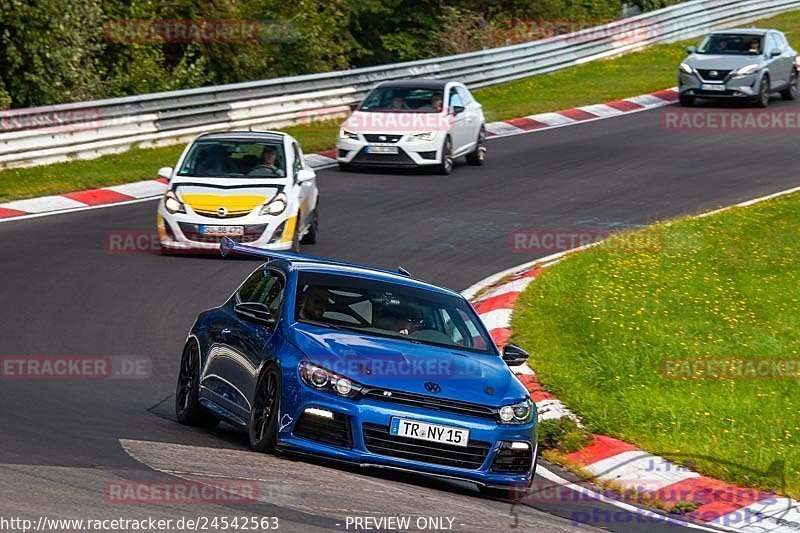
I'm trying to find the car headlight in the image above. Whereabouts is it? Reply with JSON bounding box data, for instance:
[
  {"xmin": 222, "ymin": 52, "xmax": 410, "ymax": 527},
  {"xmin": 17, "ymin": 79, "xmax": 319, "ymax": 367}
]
[
  {"xmin": 498, "ymin": 399, "xmax": 534, "ymax": 424},
  {"xmin": 299, "ymin": 361, "xmax": 362, "ymax": 398},
  {"xmin": 733, "ymin": 63, "xmax": 760, "ymax": 77},
  {"xmin": 163, "ymin": 190, "xmax": 185, "ymax": 214},
  {"xmin": 679, "ymin": 63, "xmax": 694, "ymax": 75},
  {"xmin": 411, "ymin": 131, "xmax": 435, "ymax": 141},
  {"xmin": 339, "ymin": 128, "xmax": 359, "ymax": 140},
  {"xmin": 259, "ymin": 192, "xmax": 287, "ymax": 216}
]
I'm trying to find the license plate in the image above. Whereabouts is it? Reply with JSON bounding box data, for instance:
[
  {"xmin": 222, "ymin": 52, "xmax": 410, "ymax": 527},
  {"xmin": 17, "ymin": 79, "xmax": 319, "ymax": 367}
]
[
  {"xmin": 199, "ymin": 225, "xmax": 244, "ymax": 236},
  {"xmin": 365, "ymin": 145, "xmax": 399, "ymax": 154},
  {"xmin": 390, "ymin": 417, "xmax": 469, "ymax": 448},
  {"xmin": 701, "ymin": 84, "xmax": 726, "ymax": 91}
]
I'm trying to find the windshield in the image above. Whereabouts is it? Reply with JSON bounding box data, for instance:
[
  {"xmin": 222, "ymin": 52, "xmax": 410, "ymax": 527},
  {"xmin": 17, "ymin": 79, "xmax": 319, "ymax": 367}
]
[
  {"xmin": 295, "ymin": 272, "xmax": 495, "ymax": 354},
  {"xmin": 178, "ymin": 140, "xmax": 287, "ymax": 178},
  {"xmin": 697, "ymin": 34, "xmax": 763, "ymax": 55},
  {"xmin": 359, "ymin": 86, "xmax": 444, "ymax": 113}
]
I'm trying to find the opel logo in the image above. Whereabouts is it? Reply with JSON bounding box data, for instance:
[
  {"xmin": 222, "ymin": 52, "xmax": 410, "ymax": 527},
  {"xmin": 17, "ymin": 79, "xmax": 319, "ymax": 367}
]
[
  {"xmin": 424, "ymin": 382, "xmax": 441, "ymax": 394},
  {"xmin": 217, "ymin": 206, "xmax": 228, "ymax": 217},
  {"xmin": 710, "ymin": 70, "xmax": 719, "ymax": 77}
]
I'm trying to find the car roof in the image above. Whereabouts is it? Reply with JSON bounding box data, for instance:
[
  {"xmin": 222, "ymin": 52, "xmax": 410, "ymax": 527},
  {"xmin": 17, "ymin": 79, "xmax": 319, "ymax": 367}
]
[
  {"xmin": 375, "ymin": 79, "xmax": 451, "ymax": 90},
  {"xmin": 287, "ymin": 261, "xmax": 462, "ymax": 298},
  {"xmin": 195, "ymin": 131, "xmax": 287, "ymax": 143},
  {"xmin": 710, "ymin": 28, "xmax": 772, "ymax": 36}
]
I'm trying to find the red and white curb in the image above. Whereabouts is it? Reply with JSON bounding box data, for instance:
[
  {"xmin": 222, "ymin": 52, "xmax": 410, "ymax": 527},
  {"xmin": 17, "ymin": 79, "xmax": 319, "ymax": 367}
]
[
  {"xmin": 0, "ymin": 89, "xmax": 678, "ymax": 223},
  {"xmin": 463, "ymin": 189, "xmax": 800, "ymax": 532}
]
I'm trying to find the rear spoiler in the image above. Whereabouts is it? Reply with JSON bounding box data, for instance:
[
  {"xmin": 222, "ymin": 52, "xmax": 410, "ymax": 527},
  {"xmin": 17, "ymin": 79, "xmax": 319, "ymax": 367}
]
[{"xmin": 219, "ymin": 237, "xmax": 412, "ymax": 278}]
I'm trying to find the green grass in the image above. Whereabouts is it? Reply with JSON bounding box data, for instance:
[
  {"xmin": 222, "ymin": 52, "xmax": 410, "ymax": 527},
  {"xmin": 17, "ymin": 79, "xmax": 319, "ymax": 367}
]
[
  {"xmin": 512, "ymin": 193, "xmax": 800, "ymax": 499},
  {"xmin": 3, "ymin": 9, "xmax": 800, "ymax": 202}
]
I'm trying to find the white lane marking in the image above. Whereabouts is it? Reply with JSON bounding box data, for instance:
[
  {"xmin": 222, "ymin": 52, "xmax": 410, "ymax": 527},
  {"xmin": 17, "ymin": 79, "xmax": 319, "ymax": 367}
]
[
  {"xmin": 1, "ymin": 195, "xmax": 87, "ymax": 213},
  {"xmin": 485, "ymin": 121, "xmax": 525, "ymax": 135},
  {"xmin": 535, "ymin": 465, "xmax": 722, "ymax": 531},
  {"xmin": 626, "ymin": 94, "xmax": 671, "ymax": 108},
  {"xmin": 304, "ymin": 153, "xmax": 337, "ymax": 167},
  {"xmin": 477, "ymin": 308, "xmax": 512, "ymax": 331},
  {"xmin": 0, "ymin": 196, "xmax": 160, "ymax": 223},
  {"xmin": 473, "ymin": 277, "xmax": 536, "ymax": 302},
  {"xmin": 582, "ymin": 450, "xmax": 700, "ymax": 490},
  {"xmin": 106, "ymin": 180, "xmax": 168, "ymax": 199},
  {"xmin": 578, "ymin": 104, "xmax": 624, "ymax": 117},
  {"xmin": 709, "ymin": 498, "xmax": 800, "ymax": 532},
  {"xmin": 528, "ymin": 113, "xmax": 576, "ymax": 126},
  {"xmin": 535, "ymin": 399, "xmax": 578, "ymax": 421}
]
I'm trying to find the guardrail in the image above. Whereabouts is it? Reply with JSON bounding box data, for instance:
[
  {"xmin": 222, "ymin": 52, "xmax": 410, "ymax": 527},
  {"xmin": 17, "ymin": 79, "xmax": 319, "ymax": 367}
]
[{"xmin": 1, "ymin": 0, "xmax": 798, "ymax": 169}]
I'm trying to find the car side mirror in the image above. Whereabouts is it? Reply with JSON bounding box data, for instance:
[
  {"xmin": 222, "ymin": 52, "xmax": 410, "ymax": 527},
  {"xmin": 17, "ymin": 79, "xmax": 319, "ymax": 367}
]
[
  {"xmin": 502, "ymin": 344, "xmax": 529, "ymax": 367},
  {"xmin": 235, "ymin": 302, "xmax": 274, "ymax": 326},
  {"xmin": 451, "ymin": 105, "xmax": 465, "ymax": 115},
  {"xmin": 349, "ymin": 103, "xmax": 358, "ymax": 112},
  {"xmin": 686, "ymin": 45, "xmax": 696, "ymax": 54},
  {"xmin": 771, "ymin": 48, "xmax": 782, "ymax": 57},
  {"xmin": 157, "ymin": 166, "xmax": 173, "ymax": 180},
  {"xmin": 296, "ymin": 168, "xmax": 315, "ymax": 183}
]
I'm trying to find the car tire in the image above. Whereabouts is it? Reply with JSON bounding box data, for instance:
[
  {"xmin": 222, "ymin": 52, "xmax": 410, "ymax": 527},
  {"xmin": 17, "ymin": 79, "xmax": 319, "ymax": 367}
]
[
  {"xmin": 781, "ymin": 70, "xmax": 798, "ymax": 101},
  {"xmin": 300, "ymin": 207, "xmax": 318, "ymax": 245},
  {"xmin": 679, "ymin": 94, "xmax": 695, "ymax": 107},
  {"xmin": 175, "ymin": 340, "xmax": 218, "ymax": 428},
  {"xmin": 437, "ymin": 137, "xmax": 454, "ymax": 175},
  {"xmin": 465, "ymin": 127, "xmax": 487, "ymax": 166},
  {"xmin": 249, "ymin": 364, "xmax": 281, "ymax": 453},
  {"xmin": 756, "ymin": 75, "xmax": 770, "ymax": 108}
]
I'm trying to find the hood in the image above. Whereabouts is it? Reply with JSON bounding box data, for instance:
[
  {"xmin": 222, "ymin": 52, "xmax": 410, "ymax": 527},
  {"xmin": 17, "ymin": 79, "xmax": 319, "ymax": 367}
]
[
  {"xmin": 171, "ymin": 178, "xmax": 284, "ymax": 217},
  {"xmin": 289, "ymin": 323, "xmax": 526, "ymax": 406},
  {"xmin": 685, "ymin": 54, "xmax": 764, "ymax": 71}
]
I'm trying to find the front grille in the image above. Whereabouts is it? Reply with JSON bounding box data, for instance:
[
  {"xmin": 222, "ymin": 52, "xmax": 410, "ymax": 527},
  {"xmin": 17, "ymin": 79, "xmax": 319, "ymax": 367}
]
[
  {"xmin": 352, "ymin": 148, "xmax": 415, "ymax": 166},
  {"xmin": 293, "ymin": 411, "xmax": 353, "ymax": 448},
  {"xmin": 697, "ymin": 69, "xmax": 732, "ymax": 81},
  {"xmin": 694, "ymin": 89, "xmax": 737, "ymax": 97},
  {"xmin": 491, "ymin": 443, "xmax": 533, "ymax": 473},
  {"xmin": 177, "ymin": 223, "xmax": 266, "ymax": 244},
  {"xmin": 362, "ymin": 423, "xmax": 491, "ymax": 470},
  {"xmin": 361, "ymin": 388, "xmax": 497, "ymax": 420},
  {"xmin": 192, "ymin": 208, "xmax": 251, "ymax": 219},
  {"xmin": 363, "ymin": 134, "xmax": 403, "ymax": 143}
]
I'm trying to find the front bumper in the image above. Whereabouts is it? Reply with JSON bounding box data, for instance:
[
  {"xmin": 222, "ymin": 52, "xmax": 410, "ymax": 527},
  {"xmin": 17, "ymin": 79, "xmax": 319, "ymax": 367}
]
[
  {"xmin": 277, "ymin": 384, "xmax": 538, "ymax": 489},
  {"xmin": 679, "ymin": 72, "xmax": 760, "ymax": 98},
  {"xmin": 157, "ymin": 203, "xmax": 297, "ymax": 251},
  {"xmin": 336, "ymin": 132, "xmax": 445, "ymax": 167}
]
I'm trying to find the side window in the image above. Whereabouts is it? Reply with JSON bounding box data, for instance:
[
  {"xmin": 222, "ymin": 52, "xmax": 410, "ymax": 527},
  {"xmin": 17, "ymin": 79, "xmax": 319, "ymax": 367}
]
[
  {"xmin": 765, "ymin": 34, "xmax": 777, "ymax": 54},
  {"xmin": 456, "ymin": 86, "xmax": 472, "ymax": 105},
  {"xmin": 292, "ymin": 142, "xmax": 304, "ymax": 174},
  {"xmin": 238, "ymin": 269, "xmax": 286, "ymax": 317},
  {"xmin": 448, "ymin": 89, "xmax": 464, "ymax": 110}
]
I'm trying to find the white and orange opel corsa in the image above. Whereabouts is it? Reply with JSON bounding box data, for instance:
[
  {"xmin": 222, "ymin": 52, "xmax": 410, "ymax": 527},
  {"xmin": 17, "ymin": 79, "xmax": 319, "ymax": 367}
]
[{"xmin": 156, "ymin": 131, "xmax": 319, "ymax": 252}]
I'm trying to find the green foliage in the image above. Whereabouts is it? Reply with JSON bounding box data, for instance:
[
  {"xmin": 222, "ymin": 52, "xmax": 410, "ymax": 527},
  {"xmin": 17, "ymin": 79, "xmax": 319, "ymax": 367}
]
[
  {"xmin": 537, "ymin": 417, "xmax": 594, "ymax": 453},
  {"xmin": 0, "ymin": 0, "xmax": 682, "ymax": 108}
]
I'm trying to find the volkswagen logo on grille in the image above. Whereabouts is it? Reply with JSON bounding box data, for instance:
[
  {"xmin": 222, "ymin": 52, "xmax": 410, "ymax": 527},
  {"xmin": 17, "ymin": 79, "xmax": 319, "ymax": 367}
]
[
  {"xmin": 217, "ymin": 206, "xmax": 228, "ymax": 217},
  {"xmin": 424, "ymin": 382, "xmax": 441, "ymax": 393},
  {"xmin": 709, "ymin": 70, "xmax": 719, "ymax": 78}
]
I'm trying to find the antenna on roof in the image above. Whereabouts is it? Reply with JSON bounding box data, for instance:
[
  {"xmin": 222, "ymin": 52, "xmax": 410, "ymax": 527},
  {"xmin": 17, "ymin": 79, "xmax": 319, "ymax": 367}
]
[{"xmin": 397, "ymin": 267, "xmax": 412, "ymax": 277}]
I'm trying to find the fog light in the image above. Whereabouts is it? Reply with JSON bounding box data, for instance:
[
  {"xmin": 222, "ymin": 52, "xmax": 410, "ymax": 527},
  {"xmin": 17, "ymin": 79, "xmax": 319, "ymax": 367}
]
[
  {"xmin": 510, "ymin": 441, "xmax": 531, "ymax": 450},
  {"xmin": 304, "ymin": 407, "xmax": 333, "ymax": 419}
]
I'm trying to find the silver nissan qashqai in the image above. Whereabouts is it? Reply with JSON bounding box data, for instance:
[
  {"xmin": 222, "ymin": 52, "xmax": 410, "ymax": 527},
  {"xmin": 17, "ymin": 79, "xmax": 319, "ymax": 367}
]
[{"xmin": 678, "ymin": 29, "xmax": 798, "ymax": 108}]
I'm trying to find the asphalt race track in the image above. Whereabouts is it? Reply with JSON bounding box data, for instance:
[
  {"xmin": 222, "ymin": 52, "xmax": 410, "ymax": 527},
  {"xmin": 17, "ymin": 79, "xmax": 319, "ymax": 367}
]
[{"xmin": 1, "ymin": 98, "xmax": 798, "ymax": 532}]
